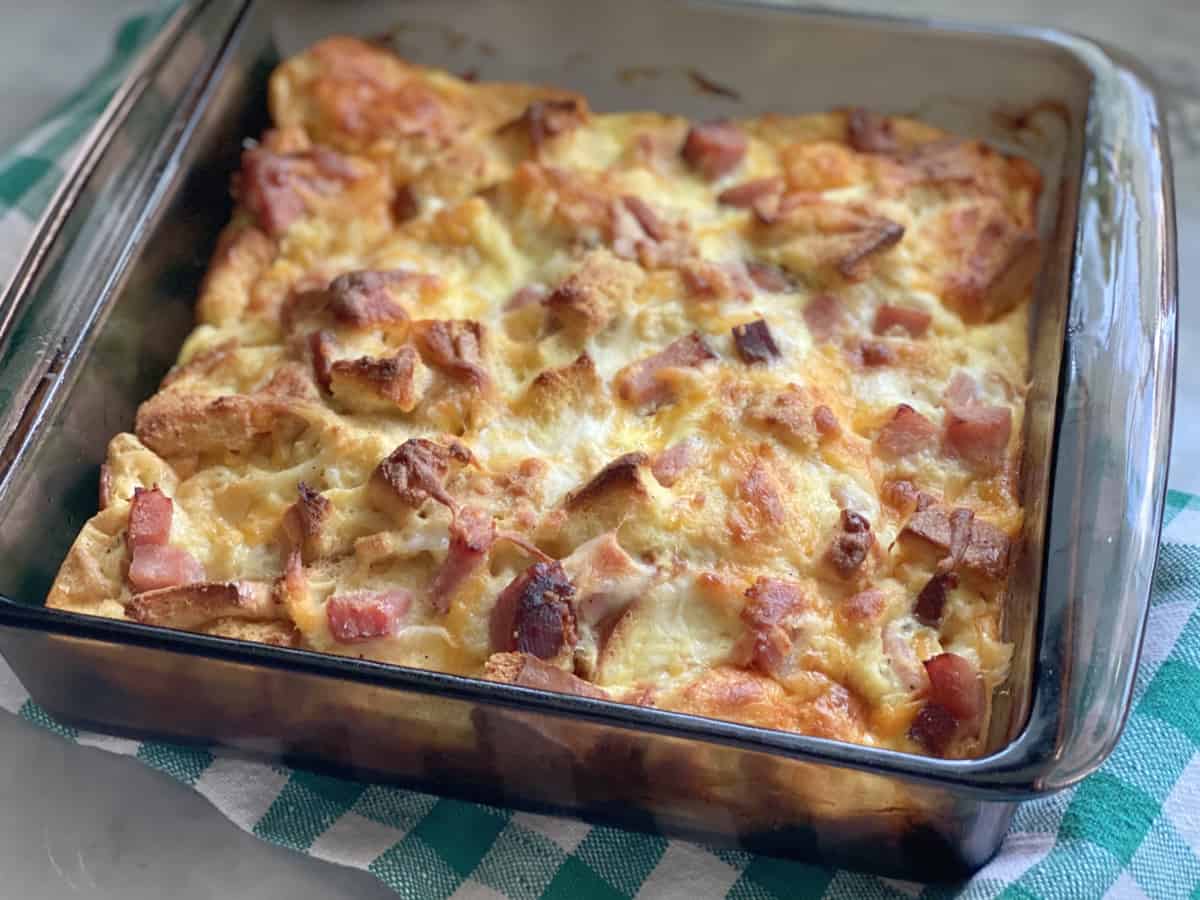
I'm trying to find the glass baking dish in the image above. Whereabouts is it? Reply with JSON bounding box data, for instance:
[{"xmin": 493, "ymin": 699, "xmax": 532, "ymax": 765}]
[{"xmin": 0, "ymin": 0, "xmax": 1176, "ymax": 881}]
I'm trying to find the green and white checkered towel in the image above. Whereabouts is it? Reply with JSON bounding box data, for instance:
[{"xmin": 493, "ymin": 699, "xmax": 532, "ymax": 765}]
[{"xmin": 1, "ymin": 9, "xmax": 1197, "ymax": 899}]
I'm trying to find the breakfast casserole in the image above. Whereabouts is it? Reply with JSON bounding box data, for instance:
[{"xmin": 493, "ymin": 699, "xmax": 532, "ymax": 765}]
[{"xmin": 46, "ymin": 36, "xmax": 1041, "ymax": 759}]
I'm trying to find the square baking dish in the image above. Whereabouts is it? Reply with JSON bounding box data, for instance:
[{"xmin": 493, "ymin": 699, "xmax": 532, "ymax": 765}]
[{"xmin": 0, "ymin": 0, "xmax": 1176, "ymax": 881}]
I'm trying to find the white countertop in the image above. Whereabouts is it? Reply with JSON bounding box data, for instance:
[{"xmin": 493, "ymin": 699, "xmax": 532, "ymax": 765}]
[{"xmin": 0, "ymin": 1, "xmax": 1194, "ymax": 897}]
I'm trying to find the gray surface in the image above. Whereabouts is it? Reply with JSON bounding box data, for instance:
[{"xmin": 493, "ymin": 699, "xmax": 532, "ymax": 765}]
[{"xmin": 0, "ymin": 2, "xmax": 1194, "ymax": 899}]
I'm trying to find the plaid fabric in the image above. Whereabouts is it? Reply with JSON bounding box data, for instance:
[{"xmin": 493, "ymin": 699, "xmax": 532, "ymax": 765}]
[{"xmin": 0, "ymin": 10, "xmax": 1195, "ymax": 899}]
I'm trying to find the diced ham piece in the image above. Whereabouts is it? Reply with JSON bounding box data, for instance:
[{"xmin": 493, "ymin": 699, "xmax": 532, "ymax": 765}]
[
  {"xmin": 909, "ymin": 702, "xmax": 957, "ymax": 755},
  {"xmin": 901, "ymin": 506, "xmax": 1010, "ymax": 580},
  {"xmin": 857, "ymin": 340, "xmax": 896, "ymax": 367},
  {"xmin": 128, "ymin": 487, "xmax": 172, "ymax": 549},
  {"xmin": 504, "ymin": 98, "xmax": 586, "ymax": 148},
  {"xmin": 803, "ymin": 294, "xmax": 844, "ymax": 341},
  {"xmin": 392, "ymin": 183, "xmax": 419, "ymax": 222},
  {"xmin": 740, "ymin": 577, "xmax": 808, "ymax": 676},
  {"xmin": 944, "ymin": 371, "xmax": 979, "ymax": 408},
  {"xmin": 717, "ymin": 176, "xmax": 783, "ymax": 209},
  {"xmin": 812, "ymin": 404, "xmax": 841, "ymax": 438},
  {"xmin": 944, "ymin": 404, "xmax": 1012, "ymax": 470},
  {"xmin": 914, "ymin": 571, "xmax": 958, "ymax": 626},
  {"xmin": 744, "ymin": 260, "xmax": 792, "ymax": 293},
  {"xmin": 873, "ymin": 305, "xmax": 932, "ymax": 338},
  {"xmin": 845, "ymin": 108, "xmax": 899, "ymax": 154},
  {"xmin": 615, "ymin": 332, "xmax": 716, "ymax": 411},
  {"xmin": 837, "ymin": 219, "xmax": 905, "ymax": 280},
  {"xmin": 238, "ymin": 149, "xmax": 308, "ymax": 236},
  {"xmin": 326, "ymin": 588, "xmax": 412, "ymax": 643},
  {"xmin": 651, "ymin": 437, "xmax": 700, "ymax": 487},
  {"xmin": 876, "ymin": 404, "xmax": 938, "ymax": 456},
  {"xmin": 924, "ymin": 652, "xmax": 984, "ymax": 725},
  {"xmin": 489, "ymin": 561, "xmax": 578, "ymax": 660},
  {"xmin": 621, "ymin": 195, "xmax": 668, "ymax": 241},
  {"xmin": 826, "ymin": 509, "xmax": 873, "ymax": 578},
  {"xmin": 681, "ymin": 121, "xmax": 747, "ymax": 179},
  {"xmin": 732, "ymin": 319, "xmax": 780, "ymax": 365},
  {"xmin": 429, "ymin": 507, "xmax": 496, "ymax": 614},
  {"xmin": 127, "ymin": 545, "xmax": 206, "ymax": 594},
  {"xmin": 238, "ymin": 146, "xmax": 355, "ymax": 237}
]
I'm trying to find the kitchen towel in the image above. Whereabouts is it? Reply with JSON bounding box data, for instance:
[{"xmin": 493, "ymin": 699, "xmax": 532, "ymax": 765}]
[{"xmin": 0, "ymin": 8, "xmax": 1196, "ymax": 899}]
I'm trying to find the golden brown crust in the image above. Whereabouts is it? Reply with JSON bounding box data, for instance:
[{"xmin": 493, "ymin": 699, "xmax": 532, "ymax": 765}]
[{"xmin": 47, "ymin": 37, "xmax": 1038, "ymax": 761}]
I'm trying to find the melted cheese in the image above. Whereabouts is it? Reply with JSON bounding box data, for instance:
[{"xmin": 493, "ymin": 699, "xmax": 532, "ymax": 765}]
[{"xmin": 46, "ymin": 36, "xmax": 1039, "ymax": 760}]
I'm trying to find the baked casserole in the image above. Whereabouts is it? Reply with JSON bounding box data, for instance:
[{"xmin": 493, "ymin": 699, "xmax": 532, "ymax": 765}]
[{"xmin": 46, "ymin": 36, "xmax": 1041, "ymax": 760}]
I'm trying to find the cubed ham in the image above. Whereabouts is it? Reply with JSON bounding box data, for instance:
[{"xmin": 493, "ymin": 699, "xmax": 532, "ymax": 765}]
[
  {"xmin": 909, "ymin": 702, "xmax": 957, "ymax": 755},
  {"xmin": 238, "ymin": 149, "xmax": 308, "ymax": 236},
  {"xmin": 128, "ymin": 486, "xmax": 172, "ymax": 549},
  {"xmin": 944, "ymin": 404, "xmax": 1012, "ymax": 469},
  {"xmin": 717, "ymin": 176, "xmax": 783, "ymax": 209},
  {"xmin": 429, "ymin": 507, "xmax": 496, "ymax": 614},
  {"xmin": 732, "ymin": 319, "xmax": 780, "ymax": 365},
  {"xmin": 392, "ymin": 183, "xmax": 419, "ymax": 222},
  {"xmin": 503, "ymin": 98, "xmax": 586, "ymax": 148},
  {"xmin": 924, "ymin": 652, "xmax": 984, "ymax": 724},
  {"xmin": 826, "ymin": 509, "xmax": 873, "ymax": 578},
  {"xmin": 845, "ymin": 108, "xmax": 899, "ymax": 154},
  {"xmin": 681, "ymin": 121, "xmax": 747, "ymax": 179},
  {"xmin": 802, "ymin": 294, "xmax": 844, "ymax": 341},
  {"xmin": 740, "ymin": 577, "xmax": 809, "ymax": 675},
  {"xmin": 944, "ymin": 371, "xmax": 979, "ymax": 408},
  {"xmin": 489, "ymin": 561, "xmax": 578, "ymax": 660},
  {"xmin": 901, "ymin": 506, "xmax": 1010, "ymax": 580},
  {"xmin": 873, "ymin": 304, "xmax": 932, "ymax": 337},
  {"xmin": 237, "ymin": 146, "xmax": 355, "ymax": 237},
  {"xmin": 326, "ymin": 588, "xmax": 412, "ymax": 643},
  {"xmin": 914, "ymin": 571, "xmax": 958, "ymax": 626},
  {"xmin": 744, "ymin": 260, "xmax": 792, "ymax": 293},
  {"xmin": 614, "ymin": 332, "xmax": 716, "ymax": 411},
  {"xmin": 651, "ymin": 437, "xmax": 700, "ymax": 487},
  {"xmin": 837, "ymin": 219, "xmax": 905, "ymax": 280},
  {"xmin": 127, "ymin": 544, "xmax": 205, "ymax": 594},
  {"xmin": 876, "ymin": 404, "xmax": 938, "ymax": 456},
  {"xmin": 621, "ymin": 195, "xmax": 668, "ymax": 241}
]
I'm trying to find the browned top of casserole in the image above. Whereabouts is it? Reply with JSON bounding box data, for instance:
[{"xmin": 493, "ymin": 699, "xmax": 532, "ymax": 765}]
[{"xmin": 46, "ymin": 35, "xmax": 1041, "ymax": 759}]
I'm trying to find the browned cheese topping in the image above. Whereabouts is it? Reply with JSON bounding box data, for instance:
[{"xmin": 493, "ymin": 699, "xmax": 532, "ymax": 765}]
[{"xmin": 47, "ymin": 36, "xmax": 1040, "ymax": 760}]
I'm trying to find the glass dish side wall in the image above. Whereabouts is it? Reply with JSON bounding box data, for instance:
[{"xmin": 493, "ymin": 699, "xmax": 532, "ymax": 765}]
[
  {"xmin": 0, "ymin": 0, "xmax": 1173, "ymax": 882},
  {"xmin": 0, "ymin": 621, "xmax": 1015, "ymax": 880}
]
